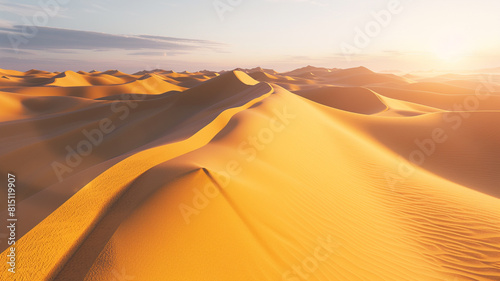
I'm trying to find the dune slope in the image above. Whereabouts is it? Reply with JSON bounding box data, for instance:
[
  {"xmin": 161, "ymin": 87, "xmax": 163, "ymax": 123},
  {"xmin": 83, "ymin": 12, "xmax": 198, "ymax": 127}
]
[{"xmin": 0, "ymin": 67, "xmax": 499, "ymax": 281}]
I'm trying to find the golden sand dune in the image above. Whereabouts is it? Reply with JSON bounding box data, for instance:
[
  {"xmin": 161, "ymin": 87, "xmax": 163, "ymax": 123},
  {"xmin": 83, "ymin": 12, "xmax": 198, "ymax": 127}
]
[
  {"xmin": 1, "ymin": 67, "xmax": 499, "ymax": 281},
  {"xmin": 49, "ymin": 71, "xmax": 95, "ymax": 87},
  {"xmin": 369, "ymin": 85, "xmax": 500, "ymax": 111},
  {"xmin": 320, "ymin": 67, "xmax": 410, "ymax": 86},
  {"xmin": 296, "ymin": 86, "xmax": 388, "ymax": 114},
  {"xmin": 283, "ymin": 65, "xmax": 334, "ymax": 77},
  {"xmin": 0, "ymin": 74, "xmax": 185, "ymax": 100}
]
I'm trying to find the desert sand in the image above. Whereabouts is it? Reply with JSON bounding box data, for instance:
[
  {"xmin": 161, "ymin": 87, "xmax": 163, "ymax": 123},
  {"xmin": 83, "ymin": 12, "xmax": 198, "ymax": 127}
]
[{"xmin": 0, "ymin": 66, "xmax": 499, "ymax": 280}]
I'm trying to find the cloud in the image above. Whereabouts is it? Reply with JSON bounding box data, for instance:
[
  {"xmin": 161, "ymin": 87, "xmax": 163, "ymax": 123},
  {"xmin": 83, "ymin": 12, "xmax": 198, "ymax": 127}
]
[
  {"xmin": 0, "ymin": 25, "xmax": 227, "ymax": 72},
  {"xmin": 0, "ymin": 2, "xmax": 46, "ymax": 17},
  {"xmin": 0, "ymin": 25, "xmax": 225, "ymax": 52},
  {"xmin": 0, "ymin": 1, "xmax": 70, "ymax": 19},
  {"xmin": 0, "ymin": 47, "xmax": 33, "ymax": 55},
  {"xmin": 0, "ymin": 19, "xmax": 13, "ymax": 27}
]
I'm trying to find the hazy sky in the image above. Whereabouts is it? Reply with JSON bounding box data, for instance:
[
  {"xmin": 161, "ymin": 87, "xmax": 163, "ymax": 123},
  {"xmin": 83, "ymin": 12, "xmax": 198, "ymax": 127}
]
[{"xmin": 1, "ymin": 0, "xmax": 499, "ymax": 72}]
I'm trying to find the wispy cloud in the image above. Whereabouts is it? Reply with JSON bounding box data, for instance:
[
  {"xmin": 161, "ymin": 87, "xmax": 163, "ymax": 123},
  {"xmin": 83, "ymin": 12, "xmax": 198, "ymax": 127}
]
[
  {"xmin": 0, "ymin": 1, "xmax": 69, "ymax": 18},
  {"xmin": 0, "ymin": 25, "xmax": 228, "ymax": 73},
  {"xmin": 0, "ymin": 2, "xmax": 44, "ymax": 17},
  {"xmin": 0, "ymin": 25, "xmax": 225, "ymax": 52},
  {"xmin": 0, "ymin": 47, "xmax": 33, "ymax": 55},
  {"xmin": 0, "ymin": 19, "xmax": 13, "ymax": 27}
]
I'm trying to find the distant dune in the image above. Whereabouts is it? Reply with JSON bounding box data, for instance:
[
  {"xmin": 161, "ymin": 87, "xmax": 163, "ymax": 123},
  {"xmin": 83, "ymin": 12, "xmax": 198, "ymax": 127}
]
[{"xmin": 1, "ymin": 67, "xmax": 499, "ymax": 281}]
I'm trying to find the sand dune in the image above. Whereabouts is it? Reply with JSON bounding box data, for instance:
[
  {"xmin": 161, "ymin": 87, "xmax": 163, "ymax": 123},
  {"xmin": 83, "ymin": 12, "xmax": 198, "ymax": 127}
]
[
  {"xmin": 0, "ymin": 72, "xmax": 185, "ymax": 100},
  {"xmin": 234, "ymin": 67, "xmax": 278, "ymax": 75},
  {"xmin": 283, "ymin": 65, "xmax": 334, "ymax": 76},
  {"xmin": 1, "ymin": 67, "xmax": 499, "ymax": 281},
  {"xmin": 296, "ymin": 86, "xmax": 389, "ymax": 114},
  {"xmin": 320, "ymin": 67, "xmax": 410, "ymax": 86},
  {"xmin": 369, "ymin": 85, "xmax": 500, "ymax": 110},
  {"xmin": 49, "ymin": 71, "xmax": 95, "ymax": 87}
]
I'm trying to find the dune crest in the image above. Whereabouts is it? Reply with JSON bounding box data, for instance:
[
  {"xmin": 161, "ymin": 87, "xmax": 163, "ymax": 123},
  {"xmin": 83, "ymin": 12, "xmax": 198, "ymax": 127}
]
[{"xmin": 0, "ymin": 66, "xmax": 499, "ymax": 281}]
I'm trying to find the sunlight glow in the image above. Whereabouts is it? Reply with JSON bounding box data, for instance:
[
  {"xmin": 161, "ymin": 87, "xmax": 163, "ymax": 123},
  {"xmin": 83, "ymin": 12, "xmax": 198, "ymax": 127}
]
[{"xmin": 432, "ymin": 34, "xmax": 468, "ymax": 62}]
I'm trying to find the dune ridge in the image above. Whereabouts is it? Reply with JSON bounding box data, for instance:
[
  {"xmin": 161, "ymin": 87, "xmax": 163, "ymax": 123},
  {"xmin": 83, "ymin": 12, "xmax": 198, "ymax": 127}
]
[{"xmin": 0, "ymin": 67, "xmax": 499, "ymax": 281}]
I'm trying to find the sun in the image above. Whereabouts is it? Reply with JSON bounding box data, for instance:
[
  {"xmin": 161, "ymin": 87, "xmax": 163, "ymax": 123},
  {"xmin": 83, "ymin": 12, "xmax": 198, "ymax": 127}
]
[
  {"xmin": 432, "ymin": 35, "xmax": 468, "ymax": 62},
  {"xmin": 434, "ymin": 43, "xmax": 465, "ymax": 62}
]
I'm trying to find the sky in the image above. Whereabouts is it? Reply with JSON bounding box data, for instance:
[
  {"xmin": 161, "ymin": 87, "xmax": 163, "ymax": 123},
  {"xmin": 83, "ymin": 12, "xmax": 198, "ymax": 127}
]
[{"xmin": 0, "ymin": 0, "xmax": 499, "ymax": 73}]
